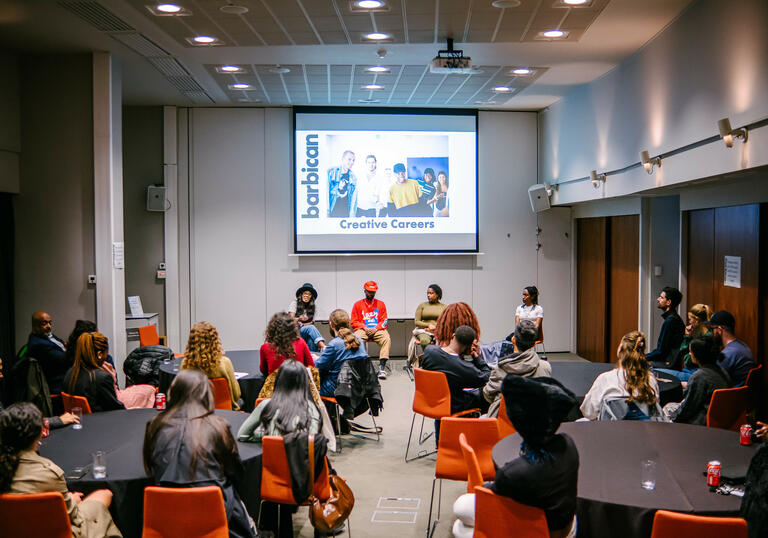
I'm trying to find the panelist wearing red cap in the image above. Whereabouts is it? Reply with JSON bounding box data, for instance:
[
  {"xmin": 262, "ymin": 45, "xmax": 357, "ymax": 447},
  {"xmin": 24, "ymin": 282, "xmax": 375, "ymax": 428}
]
[{"xmin": 351, "ymin": 281, "xmax": 391, "ymax": 379}]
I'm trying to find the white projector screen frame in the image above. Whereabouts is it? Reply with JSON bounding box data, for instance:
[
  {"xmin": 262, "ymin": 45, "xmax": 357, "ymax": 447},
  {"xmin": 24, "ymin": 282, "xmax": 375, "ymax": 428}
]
[{"xmin": 293, "ymin": 107, "xmax": 478, "ymax": 254}]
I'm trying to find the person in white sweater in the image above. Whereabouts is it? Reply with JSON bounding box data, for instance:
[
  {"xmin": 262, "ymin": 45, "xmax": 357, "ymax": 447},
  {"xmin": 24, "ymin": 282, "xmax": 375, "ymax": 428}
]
[{"xmin": 580, "ymin": 330, "xmax": 661, "ymax": 421}]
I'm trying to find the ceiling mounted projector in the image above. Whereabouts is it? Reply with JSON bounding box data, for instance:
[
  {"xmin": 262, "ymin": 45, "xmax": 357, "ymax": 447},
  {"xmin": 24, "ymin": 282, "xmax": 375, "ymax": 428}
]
[{"xmin": 430, "ymin": 38, "xmax": 475, "ymax": 74}]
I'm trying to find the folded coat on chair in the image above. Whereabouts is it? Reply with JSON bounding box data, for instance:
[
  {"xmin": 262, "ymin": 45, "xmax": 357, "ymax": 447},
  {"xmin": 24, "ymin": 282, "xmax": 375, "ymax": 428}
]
[
  {"xmin": 283, "ymin": 431, "xmax": 328, "ymax": 504},
  {"xmin": 334, "ymin": 358, "xmax": 384, "ymax": 420}
]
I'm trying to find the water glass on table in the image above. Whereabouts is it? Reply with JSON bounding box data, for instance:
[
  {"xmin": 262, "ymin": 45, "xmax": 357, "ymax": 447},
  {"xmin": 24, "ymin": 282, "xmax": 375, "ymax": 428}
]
[
  {"xmin": 92, "ymin": 451, "xmax": 107, "ymax": 479},
  {"xmin": 71, "ymin": 407, "xmax": 83, "ymax": 430},
  {"xmin": 641, "ymin": 459, "xmax": 656, "ymax": 490}
]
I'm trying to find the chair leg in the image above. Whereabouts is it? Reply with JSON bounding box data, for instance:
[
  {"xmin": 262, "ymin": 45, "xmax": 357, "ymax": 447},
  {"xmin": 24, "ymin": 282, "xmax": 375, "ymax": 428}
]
[
  {"xmin": 405, "ymin": 413, "xmax": 437, "ymax": 462},
  {"xmin": 405, "ymin": 412, "xmax": 416, "ymax": 462},
  {"xmin": 257, "ymin": 500, "xmax": 263, "ymax": 528},
  {"xmin": 426, "ymin": 477, "xmax": 440, "ymax": 538},
  {"xmin": 418, "ymin": 414, "xmax": 434, "ymax": 445}
]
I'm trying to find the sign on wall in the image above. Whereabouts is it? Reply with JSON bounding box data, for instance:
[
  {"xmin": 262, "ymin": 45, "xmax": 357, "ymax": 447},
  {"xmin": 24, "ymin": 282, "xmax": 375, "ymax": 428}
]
[{"xmin": 724, "ymin": 255, "xmax": 741, "ymax": 288}]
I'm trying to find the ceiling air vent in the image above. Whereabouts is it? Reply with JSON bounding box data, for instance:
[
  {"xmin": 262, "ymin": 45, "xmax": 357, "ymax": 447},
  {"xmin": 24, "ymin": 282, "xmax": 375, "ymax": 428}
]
[
  {"xmin": 57, "ymin": 1, "xmax": 134, "ymax": 32},
  {"xmin": 148, "ymin": 57, "xmax": 190, "ymax": 77},
  {"xmin": 112, "ymin": 33, "xmax": 170, "ymax": 58}
]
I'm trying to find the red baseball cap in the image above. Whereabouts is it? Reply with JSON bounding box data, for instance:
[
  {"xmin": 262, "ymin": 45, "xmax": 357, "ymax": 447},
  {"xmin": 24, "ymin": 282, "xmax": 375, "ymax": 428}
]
[{"xmin": 364, "ymin": 281, "xmax": 378, "ymax": 292}]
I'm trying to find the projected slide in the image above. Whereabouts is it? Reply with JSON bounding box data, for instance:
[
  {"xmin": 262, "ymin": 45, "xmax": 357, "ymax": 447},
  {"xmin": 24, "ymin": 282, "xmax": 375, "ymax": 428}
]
[{"xmin": 294, "ymin": 109, "xmax": 477, "ymax": 253}]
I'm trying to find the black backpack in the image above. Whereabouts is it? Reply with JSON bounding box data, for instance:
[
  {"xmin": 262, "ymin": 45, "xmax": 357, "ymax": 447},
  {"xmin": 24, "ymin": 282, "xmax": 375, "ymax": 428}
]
[{"xmin": 123, "ymin": 345, "xmax": 173, "ymax": 386}]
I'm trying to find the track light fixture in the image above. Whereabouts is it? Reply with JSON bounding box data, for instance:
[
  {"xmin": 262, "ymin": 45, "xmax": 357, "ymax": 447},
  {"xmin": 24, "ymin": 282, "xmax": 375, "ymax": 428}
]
[
  {"xmin": 590, "ymin": 170, "xmax": 606, "ymax": 188},
  {"xmin": 717, "ymin": 118, "xmax": 748, "ymax": 148},
  {"xmin": 640, "ymin": 150, "xmax": 661, "ymax": 174}
]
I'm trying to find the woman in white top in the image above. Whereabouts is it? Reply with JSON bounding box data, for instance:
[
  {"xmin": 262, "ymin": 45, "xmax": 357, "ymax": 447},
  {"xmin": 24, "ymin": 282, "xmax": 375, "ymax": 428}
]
[
  {"xmin": 580, "ymin": 330, "xmax": 661, "ymax": 420},
  {"xmin": 515, "ymin": 286, "xmax": 543, "ymax": 331}
]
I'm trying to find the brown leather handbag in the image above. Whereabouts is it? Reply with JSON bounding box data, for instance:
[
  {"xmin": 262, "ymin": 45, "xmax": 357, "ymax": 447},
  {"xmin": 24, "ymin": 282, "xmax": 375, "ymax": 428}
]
[{"xmin": 307, "ymin": 434, "xmax": 355, "ymax": 533}]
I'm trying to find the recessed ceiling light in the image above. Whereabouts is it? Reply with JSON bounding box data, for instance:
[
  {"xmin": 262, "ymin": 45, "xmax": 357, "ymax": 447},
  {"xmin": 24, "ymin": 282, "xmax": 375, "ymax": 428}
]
[
  {"xmin": 268, "ymin": 66, "xmax": 291, "ymax": 74},
  {"xmin": 364, "ymin": 32, "xmax": 391, "ymax": 41},
  {"xmin": 193, "ymin": 35, "xmax": 217, "ymax": 44},
  {"xmin": 358, "ymin": 98, "xmax": 381, "ymax": 103},
  {"xmin": 156, "ymin": 3, "xmax": 182, "ymax": 13},
  {"xmin": 219, "ymin": 65, "xmax": 243, "ymax": 73},
  {"xmin": 492, "ymin": 86, "xmax": 512, "ymax": 93},
  {"xmin": 541, "ymin": 30, "xmax": 566, "ymax": 38},
  {"xmin": 230, "ymin": 83, "xmax": 252, "ymax": 90},
  {"xmin": 563, "ymin": 0, "xmax": 590, "ymax": 5},
  {"xmin": 512, "ymin": 67, "xmax": 533, "ymax": 75},
  {"xmin": 363, "ymin": 84, "xmax": 384, "ymax": 90},
  {"xmin": 366, "ymin": 66, "xmax": 390, "ymax": 73},
  {"xmin": 219, "ymin": 4, "xmax": 248, "ymax": 14},
  {"xmin": 491, "ymin": 0, "xmax": 521, "ymax": 7},
  {"xmin": 355, "ymin": 0, "xmax": 384, "ymax": 7}
]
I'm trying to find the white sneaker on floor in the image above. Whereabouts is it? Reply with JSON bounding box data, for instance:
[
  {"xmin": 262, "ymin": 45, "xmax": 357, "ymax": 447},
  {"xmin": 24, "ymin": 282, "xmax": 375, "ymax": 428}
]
[{"xmin": 378, "ymin": 368, "xmax": 388, "ymax": 379}]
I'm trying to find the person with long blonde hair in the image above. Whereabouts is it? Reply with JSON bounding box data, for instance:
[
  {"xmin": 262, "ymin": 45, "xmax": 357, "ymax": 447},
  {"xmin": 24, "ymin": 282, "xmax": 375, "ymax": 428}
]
[
  {"xmin": 181, "ymin": 321, "xmax": 241, "ymax": 410},
  {"xmin": 314, "ymin": 309, "xmax": 368, "ymax": 397},
  {"xmin": 656, "ymin": 303, "xmax": 712, "ymax": 382},
  {"xmin": 63, "ymin": 332, "xmax": 124, "ymax": 412},
  {"xmin": 580, "ymin": 330, "xmax": 660, "ymax": 420}
]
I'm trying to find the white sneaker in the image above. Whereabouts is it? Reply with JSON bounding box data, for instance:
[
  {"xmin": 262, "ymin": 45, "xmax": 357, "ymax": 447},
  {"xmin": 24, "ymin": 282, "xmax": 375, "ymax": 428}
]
[{"xmin": 378, "ymin": 368, "xmax": 388, "ymax": 380}]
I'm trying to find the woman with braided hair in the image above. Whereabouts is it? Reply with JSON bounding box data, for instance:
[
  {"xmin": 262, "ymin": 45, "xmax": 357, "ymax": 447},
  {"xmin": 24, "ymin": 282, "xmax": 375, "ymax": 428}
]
[
  {"xmin": 580, "ymin": 330, "xmax": 661, "ymax": 420},
  {"xmin": 0, "ymin": 402, "xmax": 121, "ymax": 537}
]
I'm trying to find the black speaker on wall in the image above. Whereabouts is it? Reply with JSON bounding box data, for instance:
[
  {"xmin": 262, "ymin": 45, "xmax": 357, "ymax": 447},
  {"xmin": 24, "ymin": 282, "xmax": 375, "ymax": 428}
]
[{"xmin": 146, "ymin": 186, "xmax": 166, "ymax": 212}]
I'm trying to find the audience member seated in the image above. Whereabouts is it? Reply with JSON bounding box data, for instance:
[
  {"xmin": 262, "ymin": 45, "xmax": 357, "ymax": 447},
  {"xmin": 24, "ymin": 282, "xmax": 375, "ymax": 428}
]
[
  {"xmin": 63, "ymin": 333, "xmax": 125, "ymax": 412},
  {"xmin": 287, "ymin": 283, "xmax": 326, "ymax": 351},
  {"xmin": 647, "ymin": 287, "xmax": 685, "ymax": 369},
  {"xmin": 483, "ymin": 320, "xmax": 552, "ymax": 417},
  {"xmin": 705, "ymin": 310, "xmax": 755, "ymax": 387},
  {"xmin": 453, "ymin": 376, "xmax": 579, "ymax": 538},
  {"xmin": 181, "ymin": 321, "xmax": 241, "ymax": 410},
  {"xmin": 351, "ymin": 281, "xmax": 391, "ymax": 379},
  {"xmin": 143, "ymin": 370, "xmax": 255, "ymax": 538},
  {"xmin": 513, "ymin": 286, "xmax": 543, "ymax": 332},
  {"xmin": 655, "ymin": 303, "xmax": 711, "ymax": 382},
  {"xmin": 0, "ymin": 402, "xmax": 122, "ymax": 537},
  {"xmin": 315, "ymin": 309, "xmax": 368, "ymax": 398},
  {"xmin": 65, "ymin": 320, "xmax": 114, "ymax": 368},
  {"xmin": 433, "ymin": 302, "xmax": 482, "ymax": 347},
  {"xmin": 741, "ymin": 421, "xmax": 768, "ymax": 538},
  {"xmin": 25, "ymin": 311, "xmax": 69, "ymax": 394},
  {"xmin": 238, "ymin": 360, "xmax": 322, "ymax": 442},
  {"xmin": 663, "ymin": 333, "xmax": 731, "ymax": 425},
  {"xmin": 0, "ymin": 357, "xmax": 79, "ymax": 428},
  {"xmin": 260, "ymin": 313, "xmax": 314, "ymax": 377},
  {"xmin": 410, "ymin": 284, "xmax": 446, "ymax": 357},
  {"xmin": 580, "ymin": 330, "xmax": 661, "ymax": 421},
  {"xmin": 421, "ymin": 325, "xmax": 490, "ymax": 416}
]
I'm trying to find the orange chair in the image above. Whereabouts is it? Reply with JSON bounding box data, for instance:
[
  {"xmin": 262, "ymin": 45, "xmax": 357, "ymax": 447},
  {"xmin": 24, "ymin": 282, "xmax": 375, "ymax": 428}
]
[
  {"xmin": 458, "ymin": 433, "xmax": 483, "ymax": 494},
  {"xmin": 473, "ymin": 486, "xmax": 549, "ymax": 538},
  {"xmin": 650, "ymin": 510, "xmax": 747, "ymax": 538},
  {"xmin": 405, "ymin": 368, "xmax": 480, "ymax": 462},
  {"xmin": 209, "ymin": 378, "xmax": 232, "ymax": 410},
  {"xmin": 535, "ymin": 320, "xmax": 545, "ymax": 355},
  {"xmin": 60, "ymin": 392, "xmax": 92, "ymax": 414},
  {"xmin": 427, "ymin": 417, "xmax": 499, "ymax": 537},
  {"xmin": 138, "ymin": 324, "xmax": 160, "ymax": 347},
  {"xmin": 495, "ymin": 394, "xmax": 517, "ymax": 439},
  {"xmin": 746, "ymin": 364, "xmax": 763, "ymax": 414},
  {"xmin": 259, "ymin": 436, "xmax": 340, "ymax": 536},
  {"xmin": 707, "ymin": 386, "xmax": 749, "ymax": 430},
  {"xmin": 142, "ymin": 486, "xmax": 228, "ymax": 538},
  {"xmin": 0, "ymin": 492, "xmax": 73, "ymax": 538}
]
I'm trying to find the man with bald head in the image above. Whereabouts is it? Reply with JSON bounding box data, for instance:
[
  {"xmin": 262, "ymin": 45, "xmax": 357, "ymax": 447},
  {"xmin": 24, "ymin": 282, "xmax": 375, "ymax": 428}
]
[{"xmin": 26, "ymin": 312, "xmax": 69, "ymax": 393}]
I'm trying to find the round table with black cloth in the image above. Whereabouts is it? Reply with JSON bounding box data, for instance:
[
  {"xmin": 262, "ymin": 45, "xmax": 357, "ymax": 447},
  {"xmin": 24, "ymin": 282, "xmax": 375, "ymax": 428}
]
[
  {"xmin": 550, "ymin": 362, "xmax": 683, "ymax": 419},
  {"xmin": 492, "ymin": 421, "xmax": 757, "ymax": 538},
  {"xmin": 158, "ymin": 349, "xmax": 265, "ymax": 412},
  {"xmin": 38, "ymin": 408, "xmax": 262, "ymax": 538}
]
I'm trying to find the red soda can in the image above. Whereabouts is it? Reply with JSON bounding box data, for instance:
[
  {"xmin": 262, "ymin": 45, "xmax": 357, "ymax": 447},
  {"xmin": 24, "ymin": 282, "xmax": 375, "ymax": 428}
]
[
  {"xmin": 155, "ymin": 393, "xmax": 166, "ymax": 410},
  {"xmin": 740, "ymin": 424, "xmax": 753, "ymax": 445},
  {"xmin": 42, "ymin": 418, "xmax": 50, "ymax": 438},
  {"xmin": 707, "ymin": 460, "xmax": 721, "ymax": 487}
]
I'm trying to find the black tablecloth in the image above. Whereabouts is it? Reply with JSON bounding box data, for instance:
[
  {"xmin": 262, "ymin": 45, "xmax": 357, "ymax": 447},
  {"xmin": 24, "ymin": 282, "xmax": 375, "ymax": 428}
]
[
  {"xmin": 39, "ymin": 408, "xmax": 262, "ymax": 538},
  {"xmin": 550, "ymin": 362, "xmax": 683, "ymax": 412},
  {"xmin": 492, "ymin": 421, "xmax": 757, "ymax": 538},
  {"xmin": 158, "ymin": 350, "xmax": 265, "ymax": 412}
]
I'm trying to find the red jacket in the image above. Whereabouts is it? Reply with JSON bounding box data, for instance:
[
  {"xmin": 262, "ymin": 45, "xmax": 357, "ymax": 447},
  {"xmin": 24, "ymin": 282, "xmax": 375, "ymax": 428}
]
[
  {"xmin": 259, "ymin": 338, "xmax": 314, "ymax": 376},
  {"xmin": 351, "ymin": 298, "xmax": 388, "ymax": 331}
]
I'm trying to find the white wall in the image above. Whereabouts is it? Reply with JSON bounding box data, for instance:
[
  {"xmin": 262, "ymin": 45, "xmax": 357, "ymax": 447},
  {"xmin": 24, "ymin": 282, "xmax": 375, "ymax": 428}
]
[
  {"xmin": 539, "ymin": 0, "xmax": 768, "ymax": 205},
  {"xmin": 174, "ymin": 109, "xmax": 573, "ymax": 352}
]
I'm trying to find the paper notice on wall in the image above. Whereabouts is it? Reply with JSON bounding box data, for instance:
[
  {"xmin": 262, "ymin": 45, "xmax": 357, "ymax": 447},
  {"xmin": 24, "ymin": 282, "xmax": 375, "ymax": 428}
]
[
  {"xmin": 112, "ymin": 242, "xmax": 124, "ymax": 269},
  {"xmin": 128, "ymin": 296, "xmax": 144, "ymax": 316},
  {"xmin": 724, "ymin": 256, "xmax": 741, "ymax": 288}
]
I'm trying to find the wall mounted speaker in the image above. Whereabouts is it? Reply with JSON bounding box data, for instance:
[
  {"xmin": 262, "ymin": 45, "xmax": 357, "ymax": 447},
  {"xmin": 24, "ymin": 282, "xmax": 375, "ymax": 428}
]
[
  {"xmin": 147, "ymin": 186, "xmax": 167, "ymax": 212},
  {"xmin": 528, "ymin": 184, "xmax": 551, "ymax": 213}
]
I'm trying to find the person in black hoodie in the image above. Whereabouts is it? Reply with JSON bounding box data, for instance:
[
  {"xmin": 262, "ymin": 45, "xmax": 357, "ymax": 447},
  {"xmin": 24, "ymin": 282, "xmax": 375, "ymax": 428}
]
[{"xmin": 647, "ymin": 287, "xmax": 685, "ymax": 369}]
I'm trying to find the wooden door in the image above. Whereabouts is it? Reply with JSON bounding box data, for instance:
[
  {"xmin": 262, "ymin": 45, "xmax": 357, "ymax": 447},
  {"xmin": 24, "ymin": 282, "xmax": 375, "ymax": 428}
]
[
  {"xmin": 577, "ymin": 218, "xmax": 607, "ymax": 362},
  {"xmin": 608, "ymin": 215, "xmax": 640, "ymax": 363},
  {"xmin": 686, "ymin": 209, "xmax": 715, "ymax": 310}
]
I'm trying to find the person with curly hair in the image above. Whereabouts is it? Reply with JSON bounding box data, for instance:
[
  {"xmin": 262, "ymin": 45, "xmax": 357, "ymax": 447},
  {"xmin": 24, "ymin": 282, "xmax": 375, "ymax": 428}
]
[
  {"xmin": 63, "ymin": 332, "xmax": 125, "ymax": 412},
  {"xmin": 181, "ymin": 321, "xmax": 241, "ymax": 410},
  {"xmin": 260, "ymin": 312, "xmax": 314, "ymax": 376},
  {"xmin": 1, "ymin": 402, "xmax": 122, "ymax": 537},
  {"xmin": 580, "ymin": 330, "xmax": 661, "ymax": 420},
  {"xmin": 433, "ymin": 302, "xmax": 481, "ymax": 348}
]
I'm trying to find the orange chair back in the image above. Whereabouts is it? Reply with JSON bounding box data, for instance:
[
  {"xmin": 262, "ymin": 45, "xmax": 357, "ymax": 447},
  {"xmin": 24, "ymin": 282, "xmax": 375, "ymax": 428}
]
[
  {"xmin": 143, "ymin": 486, "xmax": 228, "ymax": 538},
  {"xmin": 458, "ymin": 433, "xmax": 483, "ymax": 493},
  {"xmin": 0, "ymin": 492, "xmax": 72, "ymax": 538},
  {"xmin": 473, "ymin": 486, "xmax": 549, "ymax": 538},
  {"xmin": 650, "ymin": 510, "xmax": 747, "ymax": 538},
  {"xmin": 261, "ymin": 435, "xmax": 330, "ymax": 504},
  {"xmin": 436, "ymin": 417, "xmax": 499, "ymax": 481},
  {"xmin": 413, "ymin": 368, "xmax": 452, "ymax": 418},
  {"xmin": 536, "ymin": 320, "xmax": 544, "ymax": 345},
  {"xmin": 746, "ymin": 364, "xmax": 763, "ymax": 412},
  {"xmin": 138, "ymin": 324, "xmax": 160, "ymax": 347},
  {"xmin": 496, "ymin": 394, "xmax": 517, "ymax": 439},
  {"xmin": 707, "ymin": 386, "xmax": 749, "ymax": 430},
  {"xmin": 60, "ymin": 392, "xmax": 92, "ymax": 414},
  {"xmin": 209, "ymin": 378, "xmax": 232, "ymax": 410}
]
